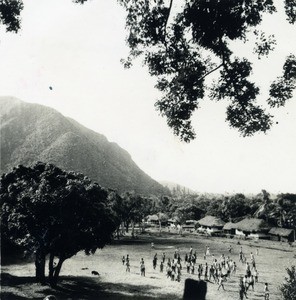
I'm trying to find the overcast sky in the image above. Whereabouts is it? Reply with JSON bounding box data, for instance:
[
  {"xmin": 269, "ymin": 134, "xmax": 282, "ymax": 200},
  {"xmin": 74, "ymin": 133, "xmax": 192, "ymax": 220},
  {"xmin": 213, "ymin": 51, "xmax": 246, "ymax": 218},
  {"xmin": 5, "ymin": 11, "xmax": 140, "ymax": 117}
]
[{"xmin": 0, "ymin": 0, "xmax": 295, "ymax": 194}]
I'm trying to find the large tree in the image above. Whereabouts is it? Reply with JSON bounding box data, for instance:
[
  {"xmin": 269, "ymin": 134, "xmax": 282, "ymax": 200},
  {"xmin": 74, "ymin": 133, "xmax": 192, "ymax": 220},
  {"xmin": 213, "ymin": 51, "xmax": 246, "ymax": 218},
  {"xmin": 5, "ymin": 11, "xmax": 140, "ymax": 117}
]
[
  {"xmin": 0, "ymin": 162, "xmax": 120, "ymax": 286},
  {"xmin": 120, "ymin": 192, "xmax": 151, "ymax": 235},
  {"xmin": 118, "ymin": 0, "xmax": 296, "ymax": 141}
]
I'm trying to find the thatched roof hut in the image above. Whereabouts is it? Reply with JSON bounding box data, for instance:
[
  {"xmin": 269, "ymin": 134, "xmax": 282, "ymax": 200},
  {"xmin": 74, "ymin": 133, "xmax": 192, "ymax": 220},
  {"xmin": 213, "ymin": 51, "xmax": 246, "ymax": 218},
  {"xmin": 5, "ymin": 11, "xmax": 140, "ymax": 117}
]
[
  {"xmin": 269, "ymin": 227, "xmax": 295, "ymax": 242},
  {"xmin": 269, "ymin": 227, "xmax": 294, "ymax": 236},
  {"xmin": 234, "ymin": 218, "xmax": 270, "ymax": 233},
  {"xmin": 198, "ymin": 216, "xmax": 225, "ymax": 228},
  {"xmin": 223, "ymin": 222, "xmax": 236, "ymax": 230}
]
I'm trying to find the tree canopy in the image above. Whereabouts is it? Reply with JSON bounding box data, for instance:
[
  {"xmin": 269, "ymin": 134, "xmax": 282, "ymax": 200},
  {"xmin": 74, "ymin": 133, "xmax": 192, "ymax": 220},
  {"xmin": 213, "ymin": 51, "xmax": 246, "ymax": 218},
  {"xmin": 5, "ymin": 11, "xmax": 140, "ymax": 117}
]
[
  {"xmin": 0, "ymin": 162, "xmax": 120, "ymax": 285},
  {"xmin": 118, "ymin": 0, "xmax": 296, "ymax": 141},
  {"xmin": 0, "ymin": 0, "xmax": 23, "ymax": 32},
  {"xmin": 1, "ymin": 0, "xmax": 295, "ymax": 142}
]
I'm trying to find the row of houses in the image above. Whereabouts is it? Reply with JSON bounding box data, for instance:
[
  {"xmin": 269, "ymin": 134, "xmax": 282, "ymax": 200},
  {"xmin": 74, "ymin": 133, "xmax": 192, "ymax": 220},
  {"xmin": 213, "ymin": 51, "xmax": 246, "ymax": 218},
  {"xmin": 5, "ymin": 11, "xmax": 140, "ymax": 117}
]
[
  {"xmin": 197, "ymin": 215, "xmax": 295, "ymax": 243},
  {"xmin": 145, "ymin": 214, "xmax": 295, "ymax": 243}
]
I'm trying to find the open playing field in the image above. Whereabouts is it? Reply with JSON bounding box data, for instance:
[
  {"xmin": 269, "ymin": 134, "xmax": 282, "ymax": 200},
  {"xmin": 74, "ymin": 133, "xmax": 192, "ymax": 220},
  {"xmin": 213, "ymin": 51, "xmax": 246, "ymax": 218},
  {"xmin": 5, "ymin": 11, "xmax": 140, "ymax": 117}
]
[{"xmin": 1, "ymin": 232, "xmax": 295, "ymax": 300}]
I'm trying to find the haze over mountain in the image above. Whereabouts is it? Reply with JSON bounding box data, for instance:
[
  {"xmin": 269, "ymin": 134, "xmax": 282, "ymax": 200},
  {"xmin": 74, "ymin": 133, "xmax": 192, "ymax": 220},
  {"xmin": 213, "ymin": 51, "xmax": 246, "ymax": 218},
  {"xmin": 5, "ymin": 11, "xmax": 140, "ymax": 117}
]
[
  {"xmin": 159, "ymin": 180, "xmax": 196, "ymax": 195},
  {"xmin": 0, "ymin": 97, "xmax": 168, "ymax": 195}
]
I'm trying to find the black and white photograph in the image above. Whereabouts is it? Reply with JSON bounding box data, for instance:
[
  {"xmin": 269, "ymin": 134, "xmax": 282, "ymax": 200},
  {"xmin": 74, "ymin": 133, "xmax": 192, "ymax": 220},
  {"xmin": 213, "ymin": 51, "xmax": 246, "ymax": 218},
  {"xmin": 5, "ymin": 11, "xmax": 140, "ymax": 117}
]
[{"xmin": 0, "ymin": 1, "xmax": 296, "ymax": 299}]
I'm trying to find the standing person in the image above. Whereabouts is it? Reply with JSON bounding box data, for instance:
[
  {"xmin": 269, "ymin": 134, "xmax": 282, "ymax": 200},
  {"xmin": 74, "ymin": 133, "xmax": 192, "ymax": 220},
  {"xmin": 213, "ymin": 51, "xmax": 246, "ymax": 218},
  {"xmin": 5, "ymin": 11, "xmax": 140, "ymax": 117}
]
[
  {"xmin": 140, "ymin": 258, "xmax": 145, "ymax": 276},
  {"xmin": 126, "ymin": 259, "xmax": 130, "ymax": 272},
  {"xmin": 176, "ymin": 268, "xmax": 181, "ymax": 282},
  {"xmin": 251, "ymin": 258, "xmax": 256, "ymax": 271},
  {"xmin": 239, "ymin": 247, "xmax": 243, "ymax": 263},
  {"xmin": 122, "ymin": 256, "xmax": 125, "ymax": 265},
  {"xmin": 209, "ymin": 265, "xmax": 215, "ymax": 282},
  {"xmin": 153, "ymin": 253, "xmax": 157, "ymax": 270},
  {"xmin": 160, "ymin": 261, "xmax": 164, "ymax": 272},
  {"xmin": 245, "ymin": 262, "xmax": 251, "ymax": 277},
  {"xmin": 204, "ymin": 263, "xmax": 208, "ymax": 281},
  {"xmin": 256, "ymin": 248, "xmax": 259, "ymax": 256},
  {"xmin": 162, "ymin": 252, "xmax": 166, "ymax": 263},
  {"xmin": 198, "ymin": 264, "xmax": 202, "ymax": 280},
  {"xmin": 193, "ymin": 251, "xmax": 197, "ymax": 263},
  {"xmin": 190, "ymin": 261, "xmax": 195, "ymax": 274},
  {"xmin": 171, "ymin": 268, "xmax": 175, "ymax": 281},
  {"xmin": 248, "ymin": 275, "xmax": 254, "ymax": 291},
  {"xmin": 189, "ymin": 246, "xmax": 193, "ymax": 255},
  {"xmin": 232, "ymin": 261, "xmax": 237, "ymax": 274},
  {"xmin": 217, "ymin": 275, "xmax": 225, "ymax": 291},
  {"xmin": 177, "ymin": 254, "xmax": 182, "ymax": 264},
  {"xmin": 206, "ymin": 246, "xmax": 210, "ymax": 256},
  {"xmin": 264, "ymin": 283, "xmax": 269, "ymax": 300},
  {"xmin": 254, "ymin": 268, "xmax": 259, "ymax": 283},
  {"xmin": 166, "ymin": 264, "xmax": 172, "ymax": 279},
  {"xmin": 126, "ymin": 254, "xmax": 130, "ymax": 272},
  {"xmin": 243, "ymin": 275, "xmax": 249, "ymax": 291},
  {"xmin": 186, "ymin": 260, "xmax": 190, "ymax": 274},
  {"xmin": 239, "ymin": 277, "xmax": 248, "ymax": 300},
  {"xmin": 228, "ymin": 245, "xmax": 232, "ymax": 253}
]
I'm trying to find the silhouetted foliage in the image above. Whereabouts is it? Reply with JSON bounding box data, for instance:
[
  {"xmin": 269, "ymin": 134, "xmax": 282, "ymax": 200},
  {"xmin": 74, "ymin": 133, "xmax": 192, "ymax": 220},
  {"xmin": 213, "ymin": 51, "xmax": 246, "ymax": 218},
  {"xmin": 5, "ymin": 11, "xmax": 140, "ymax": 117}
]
[
  {"xmin": 280, "ymin": 266, "xmax": 296, "ymax": 300},
  {"xmin": 0, "ymin": 162, "xmax": 120, "ymax": 286},
  {"xmin": 0, "ymin": 0, "xmax": 23, "ymax": 32},
  {"xmin": 2, "ymin": 1, "xmax": 295, "ymax": 141},
  {"xmin": 118, "ymin": 0, "xmax": 296, "ymax": 142}
]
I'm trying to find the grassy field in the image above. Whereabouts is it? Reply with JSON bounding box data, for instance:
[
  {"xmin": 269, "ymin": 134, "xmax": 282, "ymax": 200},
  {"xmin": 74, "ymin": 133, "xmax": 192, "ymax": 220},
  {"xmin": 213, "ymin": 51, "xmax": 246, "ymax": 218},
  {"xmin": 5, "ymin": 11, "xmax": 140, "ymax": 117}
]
[{"xmin": 1, "ymin": 232, "xmax": 295, "ymax": 300}]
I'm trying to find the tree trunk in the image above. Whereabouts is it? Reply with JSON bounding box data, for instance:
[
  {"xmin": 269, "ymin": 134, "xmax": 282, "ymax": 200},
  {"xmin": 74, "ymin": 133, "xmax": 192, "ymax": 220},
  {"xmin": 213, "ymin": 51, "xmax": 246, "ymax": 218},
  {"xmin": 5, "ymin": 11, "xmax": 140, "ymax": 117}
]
[
  {"xmin": 140, "ymin": 222, "xmax": 145, "ymax": 233},
  {"xmin": 131, "ymin": 221, "xmax": 135, "ymax": 237},
  {"xmin": 35, "ymin": 249, "xmax": 46, "ymax": 284},
  {"xmin": 125, "ymin": 221, "xmax": 130, "ymax": 233},
  {"xmin": 50, "ymin": 257, "xmax": 64, "ymax": 287},
  {"xmin": 48, "ymin": 253, "xmax": 55, "ymax": 283}
]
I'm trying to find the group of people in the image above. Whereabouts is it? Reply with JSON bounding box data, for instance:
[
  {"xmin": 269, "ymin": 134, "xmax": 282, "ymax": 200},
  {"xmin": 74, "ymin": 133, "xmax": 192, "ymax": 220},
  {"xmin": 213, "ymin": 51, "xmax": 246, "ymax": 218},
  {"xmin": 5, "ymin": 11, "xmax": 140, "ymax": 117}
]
[
  {"xmin": 237, "ymin": 248, "xmax": 269, "ymax": 299},
  {"xmin": 121, "ymin": 243, "xmax": 270, "ymax": 299}
]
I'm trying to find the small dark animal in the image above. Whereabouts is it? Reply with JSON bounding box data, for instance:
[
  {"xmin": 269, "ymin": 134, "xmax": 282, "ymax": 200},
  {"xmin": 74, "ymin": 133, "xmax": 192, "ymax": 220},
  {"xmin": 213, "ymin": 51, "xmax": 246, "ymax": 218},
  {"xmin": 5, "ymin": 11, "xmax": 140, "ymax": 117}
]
[
  {"xmin": 91, "ymin": 271, "xmax": 100, "ymax": 276},
  {"xmin": 81, "ymin": 267, "xmax": 88, "ymax": 270}
]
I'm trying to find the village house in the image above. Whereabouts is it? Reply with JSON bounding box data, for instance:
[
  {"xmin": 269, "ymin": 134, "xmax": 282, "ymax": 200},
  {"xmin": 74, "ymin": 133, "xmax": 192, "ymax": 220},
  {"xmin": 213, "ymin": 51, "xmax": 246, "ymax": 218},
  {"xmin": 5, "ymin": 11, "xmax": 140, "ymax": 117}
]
[
  {"xmin": 223, "ymin": 222, "xmax": 236, "ymax": 237},
  {"xmin": 197, "ymin": 215, "xmax": 225, "ymax": 236},
  {"xmin": 234, "ymin": 218, "xmax": 270, "ymax": 240},
  {"xmin": 145, "ymin": 213, "xmax": 168, "ymax": 227},
  {"xmin": 145, "ymin": 214, "xmax": 159, "ymax": 227},
  {"xmin": 182, "ymin": 220, "xmax": 198, "ymax": 232},
  {"xmin": 269, "ymin": 227, "xmax": 295, "ymax": 243}
]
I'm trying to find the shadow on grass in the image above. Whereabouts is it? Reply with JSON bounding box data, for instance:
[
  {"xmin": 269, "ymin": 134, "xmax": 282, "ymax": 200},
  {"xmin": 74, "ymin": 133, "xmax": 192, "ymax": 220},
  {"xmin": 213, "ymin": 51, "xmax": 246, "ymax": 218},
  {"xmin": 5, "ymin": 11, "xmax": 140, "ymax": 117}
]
[{"xmin": 1, "ymin": 273, "xmax": 180, "ymax": 300}]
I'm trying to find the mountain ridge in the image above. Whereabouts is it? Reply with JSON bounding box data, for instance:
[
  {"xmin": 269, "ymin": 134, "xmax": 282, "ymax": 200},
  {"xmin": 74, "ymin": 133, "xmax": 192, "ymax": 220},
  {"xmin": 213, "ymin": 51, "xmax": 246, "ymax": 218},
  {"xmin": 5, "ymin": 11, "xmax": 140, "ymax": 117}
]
[{"xmin": 0, "ymin": 97, "xmax": 168, "ymax": 196}]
